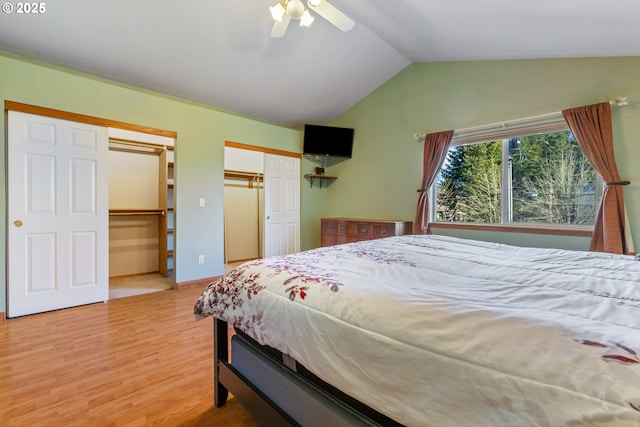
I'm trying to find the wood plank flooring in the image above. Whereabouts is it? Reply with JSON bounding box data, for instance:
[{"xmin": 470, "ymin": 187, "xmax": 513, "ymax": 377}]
[{"xmin": 0, "ymin": 286, "xmax": 261, "ymax": 427}]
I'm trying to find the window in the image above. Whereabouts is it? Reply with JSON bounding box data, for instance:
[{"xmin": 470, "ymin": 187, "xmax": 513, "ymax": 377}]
[{"xmin": 433, "ymin": 118, "xmax": 601, "ymax": 227}]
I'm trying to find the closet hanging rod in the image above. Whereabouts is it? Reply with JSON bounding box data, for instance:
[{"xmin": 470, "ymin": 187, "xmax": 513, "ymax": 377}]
[
  {"xmin": 109, "ymin": 209, "xmax": 165, "ymax": 216},
  {"xmin": 109, "ymin": 138, "xmax": 167, "ymax": 155},
  {"xmin": 224, "ymin": 170, "xmax": 264, "ymax": 181}
]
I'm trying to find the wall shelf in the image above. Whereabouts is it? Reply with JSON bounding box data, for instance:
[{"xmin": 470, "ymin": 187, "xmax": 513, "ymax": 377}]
[{"xmin": 304, "ymin": 174, "xmax": 337, "ymax": 188}]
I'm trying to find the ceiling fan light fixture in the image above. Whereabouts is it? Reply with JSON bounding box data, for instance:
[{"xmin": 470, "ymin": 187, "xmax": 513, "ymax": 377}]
[
  {"xmin": 286, "ymin": 0, "xmax": 306, "ymax": 19},
  {"xmin": 300, "ymin": 9, "xmax": 314, "ymax": 27},
  {"xmin": 270, "ymin": 2, "xmax": 286, "ymax": 21},
  {"xmin": 269, "ymin": 0, "xmax": 354, "ymax": 38}
]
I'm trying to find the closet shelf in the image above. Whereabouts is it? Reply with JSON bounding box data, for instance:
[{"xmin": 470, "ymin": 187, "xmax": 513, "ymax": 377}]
[
  {"xmin": 225, "ymin": 170, "xmax": 263, "ymax": 180},
  {"xmin": 109, "ymin": 209, "xmax": 165, "ymax": 216}
]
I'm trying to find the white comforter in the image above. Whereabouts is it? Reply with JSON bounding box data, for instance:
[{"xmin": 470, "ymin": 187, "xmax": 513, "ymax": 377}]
[{"xmin": 194, "ymin": 235, "xmax": 640, "ymax": 426}]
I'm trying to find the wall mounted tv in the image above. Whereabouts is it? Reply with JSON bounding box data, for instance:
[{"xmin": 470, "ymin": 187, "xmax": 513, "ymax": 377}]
[{"xmin": 303, "ymin": 124, "xmax": 354, "ymax": 158}]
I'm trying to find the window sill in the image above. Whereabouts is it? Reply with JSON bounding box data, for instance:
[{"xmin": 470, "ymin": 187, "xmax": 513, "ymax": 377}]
[{"xmin": 429, "ymin": 222, "xmax": 592, "ymax": 237}]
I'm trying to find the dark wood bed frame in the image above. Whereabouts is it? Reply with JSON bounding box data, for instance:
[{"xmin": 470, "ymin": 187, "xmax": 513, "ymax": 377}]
[
  {"xmin": 212, "ymin": 317, "xmax": 404, "ymax": 427},
  {"xmin": 213, "ymin": 318, "xmax": 297, "ymax": 426}
]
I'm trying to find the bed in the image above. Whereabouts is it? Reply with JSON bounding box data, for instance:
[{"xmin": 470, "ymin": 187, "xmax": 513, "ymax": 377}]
[{"xmin": 194, "ymin": 234, "xmax": 640, "ymax": 426}]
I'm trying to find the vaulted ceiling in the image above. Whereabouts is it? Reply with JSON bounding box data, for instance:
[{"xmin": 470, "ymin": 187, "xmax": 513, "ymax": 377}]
[{"xmin": 1, "ymin": 0, "xmax": 638, "ymax": 128}]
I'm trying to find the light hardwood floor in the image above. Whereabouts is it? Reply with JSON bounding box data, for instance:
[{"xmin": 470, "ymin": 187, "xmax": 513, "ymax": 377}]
[{"xmin": 0, "ymin": 286, "xmax": 261, "ymax": 427}]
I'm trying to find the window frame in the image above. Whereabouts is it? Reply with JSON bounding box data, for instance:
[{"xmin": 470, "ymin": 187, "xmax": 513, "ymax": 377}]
[{"xmin": 428, "ymin": 114, "xmax": 600, "ymax": 236}]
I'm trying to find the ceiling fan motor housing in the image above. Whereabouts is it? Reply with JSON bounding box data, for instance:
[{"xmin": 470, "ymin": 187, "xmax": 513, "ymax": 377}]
[{"xmin": 286, "ymin": 0, "xmax": 306, "ymax": 19}]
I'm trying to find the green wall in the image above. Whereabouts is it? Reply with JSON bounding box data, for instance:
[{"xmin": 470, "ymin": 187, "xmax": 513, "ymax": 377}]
[
  {"xmin": 328, "ymin": 57, "xmax": 640, "ymax": 250},
  {"xmin": 3, "ymin": 54, "xmax": 638, "ymax": 315},
  {"xmin": 0, "ymin": 52, "xmax": 325, "ymax": 315}
]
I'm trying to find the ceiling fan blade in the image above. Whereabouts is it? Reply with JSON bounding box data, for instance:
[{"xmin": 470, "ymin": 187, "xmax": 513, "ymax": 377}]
[
  {"xmin": 308, "ymin": 1, "xmax": 355, "ymax": 32},
  {"xmin": 270, "ymin": 14, "xmax": 291, "ymax": 38}
]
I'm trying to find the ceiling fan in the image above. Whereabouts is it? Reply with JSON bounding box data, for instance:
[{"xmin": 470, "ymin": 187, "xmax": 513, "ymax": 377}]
[{"xmin": 269, "ymin": 0, "xmax": 355, "ymax": 38}]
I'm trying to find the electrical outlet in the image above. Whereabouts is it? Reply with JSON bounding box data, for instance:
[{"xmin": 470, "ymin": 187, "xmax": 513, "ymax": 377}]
[{"xmin": 198, "ymin": 255, "xmax": 204, "ymax": 264}]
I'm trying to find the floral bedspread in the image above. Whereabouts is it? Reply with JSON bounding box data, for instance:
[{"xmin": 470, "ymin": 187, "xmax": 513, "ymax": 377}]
[{"xmin": 194, "ymin": 235, "xmax": 640, "ymax": 427}]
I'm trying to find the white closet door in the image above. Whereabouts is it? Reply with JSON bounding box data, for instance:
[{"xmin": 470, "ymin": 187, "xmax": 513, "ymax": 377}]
[
  {"xmin": 7, "ymin": 111, "xmax": 109, "ymax": 317},
  {"xmin": 263, "ymin": 154, "xmax": 300, "ymax": 257}
]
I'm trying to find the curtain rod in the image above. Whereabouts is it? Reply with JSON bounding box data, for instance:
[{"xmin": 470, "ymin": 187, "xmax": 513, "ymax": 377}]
[{"xmin": 413, "ymin": 97, "xmax": 629, "ymax": 142}]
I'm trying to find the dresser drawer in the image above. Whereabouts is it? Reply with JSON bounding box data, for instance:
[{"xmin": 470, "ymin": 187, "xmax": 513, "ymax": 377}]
[
  {"xmin": 322, "ymin": 219, "xmax": 349, "ymax": 235},
  {"xmin": 336, "ymin": 221, "xmax": 348, "ymax": 234},
  {"xmin": 322, "ymin": 220, "xmax": 348, "ymax": 235},
  {"xmin": 348, "ymin": 222, "xmax": 373, "ymax": 238},
  {"xmin": 373, "ymin": 224, "xmax": 397, "ymax": 238},
  {"xmin": 321, "ymin": 233, "xmax": 336, "ymax": 246},
  {"xmin": 322, "ymin": 232, "xmax": 353, "ymax": 245},
  {"xmin": 336, "ymin": 235, "xmax": 352, "ymax": 245},
  {"xmin": 322, "ymin": 220, "xmax": 338, "ymax": 234}
]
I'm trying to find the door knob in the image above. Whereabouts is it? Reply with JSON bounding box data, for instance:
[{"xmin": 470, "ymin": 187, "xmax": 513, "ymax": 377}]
[{"xmin": 13, "ymin": 220, "xmax": 23, "ymax": 227}]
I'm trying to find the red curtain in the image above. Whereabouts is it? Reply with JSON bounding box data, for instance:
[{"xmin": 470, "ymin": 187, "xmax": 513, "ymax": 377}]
[
  {"xmin": 562, "ymin": 102, "xmax": 631, "ymax": 254},
  {"xmin": 413, "ymin": 130, "xmax": 455, "ymax": 234}
]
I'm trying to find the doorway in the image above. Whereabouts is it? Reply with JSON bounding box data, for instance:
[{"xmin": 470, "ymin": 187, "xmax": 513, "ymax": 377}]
[
  {"xmin": 223, "ymin": 142, "xmax": 301, "ymax": 268},
  {"xmin": 107, "ymin": 128, "xmax": 176, "ymax": 299},
  {"xmin": 6, "ymin": 102, "xmax": 178, "ymax": 316},
  {"xmin": 224, "ymin": 170, "xmax": 264, "ymax": 263}
]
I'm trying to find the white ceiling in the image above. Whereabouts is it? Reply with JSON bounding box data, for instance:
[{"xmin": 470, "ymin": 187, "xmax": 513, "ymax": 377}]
[{"xmin": 1, "ymin": 0, "xmax": 639, "ymax": 128}]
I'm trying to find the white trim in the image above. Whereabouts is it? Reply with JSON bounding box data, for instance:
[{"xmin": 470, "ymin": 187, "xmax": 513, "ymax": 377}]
[
  {"xmin": 452, "ymin": 112, "xmax": 568, "ymax": 146},
  {"xmin": 108, "ymin": 127, "xmax": 174, "ymax": 146},
  {"xmin": 501, "ymin": 139, "xmax": 512, "ymax": 223},
  {"xmin": 455, "ymin": 111, "xmax": 560, "ymax": 134}
]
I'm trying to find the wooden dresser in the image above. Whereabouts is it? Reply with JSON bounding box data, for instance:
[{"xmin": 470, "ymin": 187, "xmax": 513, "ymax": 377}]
[{"xmin": 321, "ymin": 218, "xmax": 413, "ymax": 247}]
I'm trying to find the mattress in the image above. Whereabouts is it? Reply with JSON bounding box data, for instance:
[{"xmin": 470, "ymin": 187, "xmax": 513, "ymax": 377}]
[{"xmin": 194, "ymin": 234, "xmax": 640, "ymax": 426}]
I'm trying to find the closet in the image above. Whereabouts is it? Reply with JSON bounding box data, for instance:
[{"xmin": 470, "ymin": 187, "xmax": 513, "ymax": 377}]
[
  {"xmin": 223, "ymin": 142, "xmax": 302, "ymax": 263},
  {"xmin": 224, "ymin": 146, "xmax": 264, "ymax": 263},
  {"xmin": 108, "ymin": 132, "xmax": 174, "ymax": 282},
  {"xmin": 6, "ymin": 102, "xmax": 178, "ymax": 317}
]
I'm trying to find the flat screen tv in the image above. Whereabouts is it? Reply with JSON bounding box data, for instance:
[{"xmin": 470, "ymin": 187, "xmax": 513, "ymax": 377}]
[{"xmin": 303, "ymin": 124, "xmax": 354, "ymax": 158}]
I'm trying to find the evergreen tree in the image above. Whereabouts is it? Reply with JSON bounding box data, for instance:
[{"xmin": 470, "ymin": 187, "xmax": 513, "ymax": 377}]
[
  {"xmin": 436, "ymin": 131, "xmax": 596, "ymax": 225},
  {"xmin": 437, "ymin": 141, "xmax": 501, "ymax": 223}
]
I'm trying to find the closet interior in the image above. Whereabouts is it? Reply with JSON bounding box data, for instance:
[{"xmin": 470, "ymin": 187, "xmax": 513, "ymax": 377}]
[
  {"xmin": 224, "ymin": 170, "xmax": 263, "ymax": 264},
  {"xmin": 108, "ymin": 138, "xmax": 174, "ymax": 298},
  {"xmin": 224, "ymin": 146, "xmax": 264, "ymax": 265}
]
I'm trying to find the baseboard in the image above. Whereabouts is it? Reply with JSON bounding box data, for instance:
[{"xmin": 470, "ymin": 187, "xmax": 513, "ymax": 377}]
[{"xmin": 176, "ymin": 276, "xmax": 221, "ymax": 291}]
